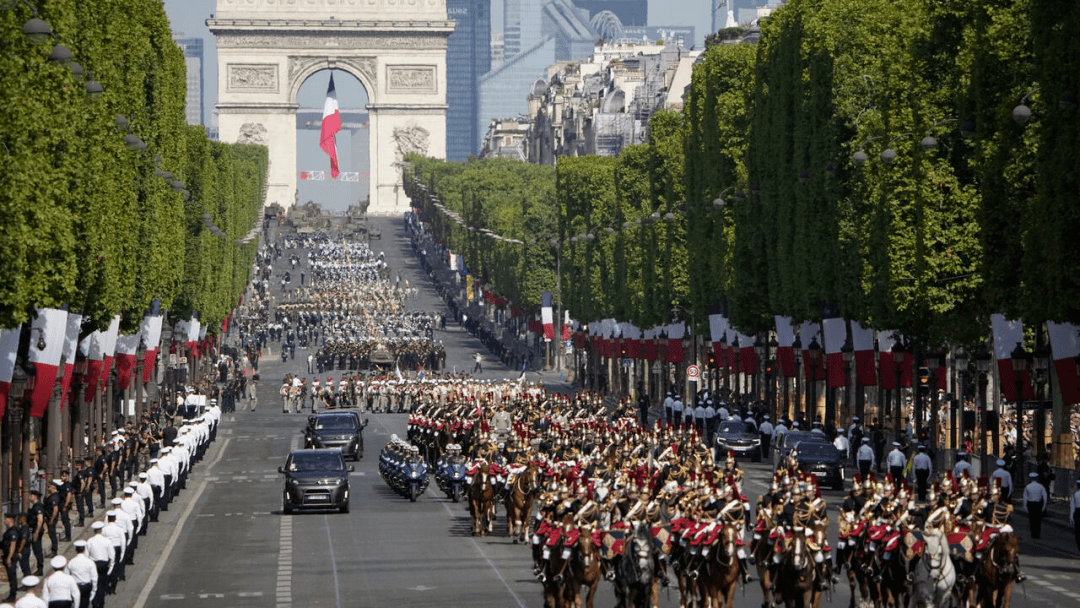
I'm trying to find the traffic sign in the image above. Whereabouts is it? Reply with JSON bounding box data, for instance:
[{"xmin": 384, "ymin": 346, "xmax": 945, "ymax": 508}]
[
  {"xmin": 622, "ymin": 358, "xmax": 633, "ymax": 368},
  {"xmin": 687, "ymin": 365, "xmax": 700, "ymax": 379}
]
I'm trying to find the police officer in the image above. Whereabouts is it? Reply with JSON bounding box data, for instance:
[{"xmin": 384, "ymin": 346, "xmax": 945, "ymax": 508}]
[
  {"xmin": 1023, "ymin": 472, "xmax": 1048, "ymax": 540},
  {"xmin": 990, "ymin": 459, "xmax": 1013, "ymax": 501},
  {"xmin": 74, "ymin": 461, "xmax": 94, "ymax": 528},
  {"xmin": 2, "ymin": 513, "xmax": 19, "ymax": 602},
  {"xmin": 885, "ymin": 442, "xmax": 905, "ymax": 490},
  {"xmin": 57, "ymin": 473, "xmax": 74, "ymax": 541},
  {"xmin": 91, "ymin": 449, "xmax": 108, "ymax": 509},
  {"xmin": 911, "ymin": 445, "xmax": 932, "ymax": 502},
  {"xmin": 27, "ymin": 491, "xmax": 46, "ymax": 575},
  {"xmin": 856, "ymin": 437, "xmax": 874, "ymax": 478}
]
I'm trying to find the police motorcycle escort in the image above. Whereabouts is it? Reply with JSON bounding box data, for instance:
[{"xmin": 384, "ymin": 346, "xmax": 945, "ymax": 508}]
[
  {"xmin": 434, "ymin": 443, "xmax": 469, "ymax": 502},
  {"xmin": 379, "ymin": 435, "xmax": 429, "ymax": 502}
]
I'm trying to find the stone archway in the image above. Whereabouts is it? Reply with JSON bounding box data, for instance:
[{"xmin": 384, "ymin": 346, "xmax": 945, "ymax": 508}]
[{"xmin": 208, "ymin": 0, "xmax": 455, "ymax": 214}]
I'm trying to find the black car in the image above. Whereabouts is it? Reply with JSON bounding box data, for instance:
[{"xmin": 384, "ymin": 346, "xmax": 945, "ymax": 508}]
[
  {"xmin": 771, "ymin": 431, "xmax": 829, "ymax": 468},
  {"xmin": 790, "ymin": 441, "xmax": 845, "ymax": 490},
  {"xmin": 279, "ymin": 449, "xmax": 353, "ymax": 514},
  {"xmin": 714, "ymin": 420, "xmax": 762, "ymax": 462},
  {"xmin": 304, "ymin": 411, "xmax": 368, "ymax": 461}
]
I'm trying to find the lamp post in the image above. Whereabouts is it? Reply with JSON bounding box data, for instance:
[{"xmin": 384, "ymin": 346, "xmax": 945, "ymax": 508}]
[
  {"xmin": 1032, "ymin": 342, "xmax": 1050, "ymax": 458},
  {"xmin": 1011, "ymin": 341, "xmax": 1029, "ymax": 480},
  {"xmin": 925, "ymin": 352, "xmax": 941, "ymax": 447},
  {"xmin": 792, "ymin": 335, "xmax": 802, "ymax": 423},
  {"xmin": 767, "ymin": 336, "xmax": 778, "ymax": 419},
  {"xmin": 754, "ymin": 335, "xmax": 765, "ymax": 403},
  {"xmin": 974, "ymin": 346, "xmax": 993, "ymax": 456},
  {"xmin": 719, "ymin": 335, "xmax": 729, "ymax": 396},
  {"xmin": 732, "ymin": 336, "xmax": 741, "ymax": 406},
  {"xmin": 954, "ymin": 347, "xmax": 968, "ymax": 452},
  {"xmin": 807, "ymin": 338, "xmax": 821, "ymax": 425},
  {"xmin": 841, "ymin": 337, "xmax": 854, "ymax": 432},
  {"xmin": 892, "ymin": 340, "xmax": 905, "ymax": 442}
]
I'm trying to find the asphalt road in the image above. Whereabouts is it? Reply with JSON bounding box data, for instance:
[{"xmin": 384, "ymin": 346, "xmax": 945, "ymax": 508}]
[{"xmin": 108, "ymin": 216, "xmax": 1080, "ymax": 608}]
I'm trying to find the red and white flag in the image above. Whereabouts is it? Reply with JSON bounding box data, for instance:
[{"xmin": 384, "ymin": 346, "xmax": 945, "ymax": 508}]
[
  {"xmin": 991, "ymin": 314, "xmax": 1034, "ymax": 402},
  {"xmin": 822, "ymin": 317, "xmax": 847, "ymax": 388},
  {"xmin": 319, "ymin": 74, "xmax": 342, "ymax": 179},
  {"xmin": 774, "ymin": 316, "xmax": 797, "ymax": 378},
  {"xmin": 541, "ymin": 292, "xmax": 554, "ymax": 341},
  {"xmin": 1047, "ymin": 322, "xmax": 1080, "ymax": 405},
  {"xmin": 79, "ymin": 330, "xmax": 104, "ymax": 402},
  {"xmin": 115, "ymin": 331, "xmax": 142, "ymax": 391},
  {"xmin": 850, "ymin": 321, "xmax": 877, "ymax": 387},
  {"xmin": 58, "ymin": 313, "xmax": 81, "ymax": 409},
  {"xmin": 99, "ymin": 315, "xmax": 121, "ymax": 397},
  {"xmin": 140, "ymin": 314, "xmax": 163, "ymax": 384},
  {"xmin": 0, "ymin": 325, "xmax": 22, "ymax": 419},
  {"xmin": 28, "ymin": 308, "xmax": 68, "ymax": 417}
]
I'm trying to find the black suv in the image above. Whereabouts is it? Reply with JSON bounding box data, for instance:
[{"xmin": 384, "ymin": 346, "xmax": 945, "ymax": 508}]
[
  {"xmin": 279, "ymin": 449, "xmax": 353, "ymax": 514},
  {"xmin": 304, "ymin": 411, "xmax": 368, "ymax": 461}
]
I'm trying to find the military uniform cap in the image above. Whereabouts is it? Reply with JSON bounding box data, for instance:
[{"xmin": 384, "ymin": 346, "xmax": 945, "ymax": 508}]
[
  {"xmin": 51, "ymin": 556, "xmax": 66, "ymax": 569},
  {"xmin": 91, "ymin": 521, "xmax": 105, "ymax": 530},
  {"xmin": 21, "ymin": 575, "xmax": 40, "ymax": 588}
]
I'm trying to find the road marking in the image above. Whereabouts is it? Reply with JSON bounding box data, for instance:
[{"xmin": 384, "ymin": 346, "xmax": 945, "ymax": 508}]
[
  {"xmin": 132, "ymin": 437, "xmax": 231, "ymax": 608},
  {"xmin": 277, "ymin": 516, "xmax": 292, "ymax": 606},
  {"xmin": 324, "ymin": 515, "xmax": 343, "ymax": 608}
]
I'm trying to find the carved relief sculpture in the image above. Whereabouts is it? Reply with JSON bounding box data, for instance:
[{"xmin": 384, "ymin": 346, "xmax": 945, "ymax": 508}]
[
  {"xmin": 236, "ymin": 123, "xmax": 269, "ymax": 147},
  {"xmin": 387, "ymin": 66, "xmax": 436, "ymax": 92},
  {"xmin": 392, "ymin": 125, "xmax": 429, "ymax": 163},
  {"xmin": 228, "ymin": 64, "xmax": 279, "ymax": 91}
]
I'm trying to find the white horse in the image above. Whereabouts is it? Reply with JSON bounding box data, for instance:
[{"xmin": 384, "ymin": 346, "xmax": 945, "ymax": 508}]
[{"xmin": 912, "ymin": 529, "xmax": 956, "ymax": 608}]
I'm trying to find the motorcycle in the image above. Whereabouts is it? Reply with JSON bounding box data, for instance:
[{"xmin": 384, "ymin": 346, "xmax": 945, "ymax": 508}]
[
  {"xmin": 379, "ymin": 440, "xmax": 429, "ymax": 501},
  {"xmin": 435, "ymin": 459, "xmax": 469, "ymax": 503}
]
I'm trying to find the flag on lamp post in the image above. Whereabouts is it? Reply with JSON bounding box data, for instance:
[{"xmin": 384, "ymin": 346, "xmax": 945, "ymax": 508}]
[
  {"xmin": 140, "ymin": 314, "xmax": 163, "ymax": 384},
  {"xmin": 822, "ymin": 317, "xmax": 847, "ymax": 389},
  {"xmin": 115, "ymin": 331, "xmax": 142, "ymax": 391},
  {"xmin": 1047, "ymin": 322, "xmax": 1080, "ymax": 405},
  {"xmin": 80, "ymin": 331, "xmax": 103, "ymax": 402},
  {"xmin": 0, "ymin": 325, "xmax": 22, "ymax": 419},
  {"xmin": 850, "ymin": 321, "xmax": 877, "ymax": 387},
  {"xmin": 99, "ymin": 315, "xmax": 121, "ymax": 397},
  {"xmin": 28, "ymin": 308, "xmax": 68, "ymax": 418},
  {"xmin": 320, "ymin": 74, "xmax": 342, "ymax": 179},
  {"xmin": 541, "ymin": 292, "xmax": 554, "ymax": 341},
  {"xmin": 991, "ymin": 314, "xmax": 1034, "ymax": 402},
  {"xmin": 58, "ymin": 313, "xmax": 81, "ymax": 409}
]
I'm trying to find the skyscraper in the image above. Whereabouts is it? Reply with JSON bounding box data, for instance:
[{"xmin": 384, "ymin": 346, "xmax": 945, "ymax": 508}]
[
  {"xmin": 446, "ymin": 0, "xmax": 492, "ymax": 161},
  {"xmin": 173, "ymin": 36, "xmax": 204, "ymax": 126}
]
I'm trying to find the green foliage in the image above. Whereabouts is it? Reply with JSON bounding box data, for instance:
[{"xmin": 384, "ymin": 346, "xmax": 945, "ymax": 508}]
[{"xmin": 0, "ymin": 0, "xmax": 265, "ymax": 333}]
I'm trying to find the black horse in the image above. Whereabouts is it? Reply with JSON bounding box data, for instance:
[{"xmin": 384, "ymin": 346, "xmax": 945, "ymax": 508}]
[{"xmin": 613, "ymin": 522, "xmax": 656, "ymax": 608}]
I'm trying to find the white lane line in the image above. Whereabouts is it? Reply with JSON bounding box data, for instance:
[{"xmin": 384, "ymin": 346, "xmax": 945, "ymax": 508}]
[
  {"xmin": 132, "ymin": 437, "xmax": 231, "ymax": 608},
  {"xmin": 323, "ymin": 515, "xmax": 343, "ymax": 608},
  {"xmin": 277, "ymin": 516, "xmax": 293, "ymax": 607}
]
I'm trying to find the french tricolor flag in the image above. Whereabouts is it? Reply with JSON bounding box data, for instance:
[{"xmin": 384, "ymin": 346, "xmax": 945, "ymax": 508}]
[
  {"xmin": 80, "ymin": 330, "xmax": 104, "ymax": 403},
  {"xmin": 115, "ymin": 330, "xmax": 142, "ymax": 391},
  {"xmin": 320, "ymin": 74, "xmax": 342, "ymax": 179},
  {"xmin": 58, "ymin": 313, "xmax": 82, "ymax": 409},
  {"xmin": 140, "ymin": 314, "xmax": 163, "ymax": 384},
  {"xmin": 0, "ymin": 325, "xmax": 22, "ymax": 419},
  {"xmin": 1047, "ymin": 322, "xmax": 1080, "ymax": 405},
  {"xmin": 991, "ymin": 314, "xmax": 1034, "ymax": 402},
  {"xmin": 541, "ymin": 291, "xmax": 554, "ymax": 341},
  {"xmin": 774, "ymin": 316, "xmax": 797, "ymax": 378},
  {"xmin": 28, "ymin": 308, "xmax": 69, "ymax": 417}
]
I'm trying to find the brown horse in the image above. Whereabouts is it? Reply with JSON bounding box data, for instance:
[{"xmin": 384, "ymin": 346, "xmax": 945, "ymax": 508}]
[
  {"xmin": 775, "ymin": 532, "xmax": 822, "ymax": 608},
  {"xmin": 839, "ymin": 532, "xmax": 874, "ymax": 608},
  {"xmin": 506, "ymin": 464, "xmax": 542, "ymax": 543},
  {"xmin": 572, "ymin": 526, "xmax": 602, "ymax": 608},
  {"xmin": 468, "ymin": 462, "xmax": 495, "ymax": 536},
  {"xmin": 976, "ymin": 532, "xmax": 1019, "ymax": 608},
  {"xmin": 698, "ymin": 524, "xmax": 741, "ymax": 608}
]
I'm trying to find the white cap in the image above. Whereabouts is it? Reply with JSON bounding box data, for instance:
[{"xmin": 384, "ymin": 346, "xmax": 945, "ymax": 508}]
[
  {"xmin": 111, "ymin": 498, "xmax": 123, "ymax": 505},
  {"xmin": 996, "ymin": 459, "xmax": 1006, "ymax": 466},
  {"xmin": 892, "ymin": 442, "xmax": 901, "ymax": 447},
  {"xmin": 21, "ymin": 575, "xmax": 40, "ymax": 588},
  {"xmin": 139, "ymin": 472, "xmax": 148, "ymax": 479},
  {"xmin": 1029, "ymin": 472, "xmax": 1038, "ymax": 478},
  {"xmin": 50, "ymin": 556, "xmax": 66, "ymax": 569},
  {"xmin": 91, "ymin": 522, "xmax": 105, "ymax": 530},
  {"xmin": 124, "ymin": 487, "xmax": 135, "ymax": 494},
  {"xmin": 862, "ymin": 437, "xmax": 870, "ymax": 443},
  {"xmin": 73, "ymin": 540, "xmax": 87, "ymax": 548}
]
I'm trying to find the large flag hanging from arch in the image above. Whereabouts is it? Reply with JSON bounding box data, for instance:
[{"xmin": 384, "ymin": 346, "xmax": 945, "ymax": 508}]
[
  {"xmin": 320, "ymin": 73, "xmax": 342, "ymax": 179},
  {"xmin": 28, "ymin": 308, "xmax": 68, "ymax": 417}
]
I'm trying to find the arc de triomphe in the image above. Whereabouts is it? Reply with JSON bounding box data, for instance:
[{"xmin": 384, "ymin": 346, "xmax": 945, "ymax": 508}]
[{"xmin": 207, "ymin": 0, "xmax": 454, "ymax": 214}]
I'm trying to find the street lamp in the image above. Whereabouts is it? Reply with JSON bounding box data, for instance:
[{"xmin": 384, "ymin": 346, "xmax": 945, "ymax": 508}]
[
  {"xmin": 754, "ymin": 335, "xmax": 765, "ymax": 403},
  {"xmin": 1010, "ymin": 341, "xmax": 1029, "ymax": 479},
  {"xmin": 925, "ymin": 352, "xmax": 942, "ymax": 443},
  {"xmin": 806, "ymin": 337, "xmax": 821, "ymax": 425},
  {"xmin": 841, "ymin": 337, "xmax": 854, "ymax": 431},
  {"xmin": 1032, "ymin": 342, "xmax": 1050, "ymax": 456},
  {"xmin": 974, "ymin": 346, "xmax": 993, "ymax": 455},
  {"xmin": 892, "ymin": 340, "xmax": 906, "ymax": 440},
  {"xmin": 792, "ymin": 335, "xmax": 802, "ymax": 423},
  {"xmin": 954, "ymin": 347, "xmax": 968, "ymax": 452},
  {"xmin": 767, "ymin": 336, "xmax": 778, "ymax": 418}
]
